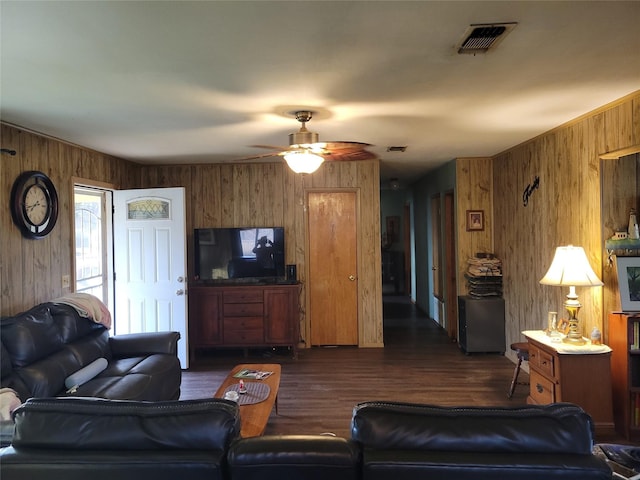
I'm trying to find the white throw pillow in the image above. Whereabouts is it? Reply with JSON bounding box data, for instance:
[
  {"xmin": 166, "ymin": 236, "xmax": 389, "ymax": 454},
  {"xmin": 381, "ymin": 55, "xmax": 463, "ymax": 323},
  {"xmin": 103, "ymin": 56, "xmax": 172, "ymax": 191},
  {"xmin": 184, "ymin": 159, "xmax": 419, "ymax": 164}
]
[
  {"xmin": 0, "ymin": 388, "xmax": 21, "ymax": 421},
  {"xmin": 65, "ymin": 358, "xmax": 108, "ymax": 391}
]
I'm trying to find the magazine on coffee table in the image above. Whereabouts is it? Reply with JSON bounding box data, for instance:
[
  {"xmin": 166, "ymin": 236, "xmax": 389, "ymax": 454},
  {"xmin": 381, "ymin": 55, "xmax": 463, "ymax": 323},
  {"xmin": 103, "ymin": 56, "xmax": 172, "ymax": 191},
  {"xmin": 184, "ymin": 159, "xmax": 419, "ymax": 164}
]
[{"xmin": 233, "ymin": 369, "xmax": 273, "ymax": 380}]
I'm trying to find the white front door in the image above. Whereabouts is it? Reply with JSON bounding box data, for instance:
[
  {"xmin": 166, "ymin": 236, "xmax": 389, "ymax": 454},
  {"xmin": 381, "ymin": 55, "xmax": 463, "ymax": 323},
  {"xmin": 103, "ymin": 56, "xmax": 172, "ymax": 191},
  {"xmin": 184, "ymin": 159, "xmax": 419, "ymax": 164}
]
[{"xmin": 113, "ymin": 187, "xmax": 188, "ymax": 368}]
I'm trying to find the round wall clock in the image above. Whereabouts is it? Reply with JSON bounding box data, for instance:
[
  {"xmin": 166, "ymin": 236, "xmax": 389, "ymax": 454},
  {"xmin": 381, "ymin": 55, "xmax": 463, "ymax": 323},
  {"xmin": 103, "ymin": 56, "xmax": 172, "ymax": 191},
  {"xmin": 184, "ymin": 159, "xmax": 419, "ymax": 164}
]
[{"xmin": 10, "ymin": 170, "xmax": 59, "ymax": 239}]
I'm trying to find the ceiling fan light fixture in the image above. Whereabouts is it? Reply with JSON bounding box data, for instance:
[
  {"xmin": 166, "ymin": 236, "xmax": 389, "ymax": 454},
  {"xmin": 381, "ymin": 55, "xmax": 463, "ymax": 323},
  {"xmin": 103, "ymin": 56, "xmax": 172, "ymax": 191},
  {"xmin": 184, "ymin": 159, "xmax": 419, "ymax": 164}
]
[
  {"xmin": 238, "ymin": 109, "xmax": 370, "ymax": 166},
  {"xmin": 284, "ymin": 150, "xmax": 325, "ymax": 174},
  {"xmin": 288, "ymin": 110, "xmax": 320, "ymax": 146},
  {"xmin": 291, "ymin": 142, "xmax": 326, "ymax": 153},
  {"xmin": 289, "ymin": 129, "xmax": 319, "ymax": 146}
]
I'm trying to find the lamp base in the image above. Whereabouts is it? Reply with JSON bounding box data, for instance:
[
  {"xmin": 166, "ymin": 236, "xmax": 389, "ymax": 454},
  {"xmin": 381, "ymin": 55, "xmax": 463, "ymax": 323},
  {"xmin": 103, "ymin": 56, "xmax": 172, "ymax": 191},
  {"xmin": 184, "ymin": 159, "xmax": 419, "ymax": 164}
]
[
  {"xmin": 562, "ymin": 334, "xmax": 586, "ymax": 346},
  {"xmin": 562, "ymin": 299, "xmax": 586, "ymax": 345}
]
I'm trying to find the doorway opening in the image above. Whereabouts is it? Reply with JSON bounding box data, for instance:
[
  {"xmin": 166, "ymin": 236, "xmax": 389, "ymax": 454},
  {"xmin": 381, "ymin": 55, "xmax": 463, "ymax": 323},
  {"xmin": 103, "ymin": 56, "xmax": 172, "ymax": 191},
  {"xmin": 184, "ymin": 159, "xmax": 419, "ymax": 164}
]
[{"xmin": 73, "ymin": 184, "xmax": 114, "ymax": 320}]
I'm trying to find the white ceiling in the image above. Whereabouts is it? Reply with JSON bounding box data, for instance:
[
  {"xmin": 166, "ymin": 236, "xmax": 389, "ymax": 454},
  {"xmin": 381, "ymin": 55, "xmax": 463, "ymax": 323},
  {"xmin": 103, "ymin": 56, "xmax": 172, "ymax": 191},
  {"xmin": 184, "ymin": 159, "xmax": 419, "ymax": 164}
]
[{"xmin": 1, "ymin": 1, "xmax": 639, "ymax": 186}]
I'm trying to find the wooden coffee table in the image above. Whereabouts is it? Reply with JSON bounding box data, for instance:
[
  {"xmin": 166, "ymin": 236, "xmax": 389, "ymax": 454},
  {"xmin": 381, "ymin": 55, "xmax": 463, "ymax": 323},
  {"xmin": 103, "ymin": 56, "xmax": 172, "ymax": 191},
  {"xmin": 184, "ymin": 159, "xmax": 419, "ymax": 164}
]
[{"xmin": 214, "ymin": 363, "xmax": 281, "ymax": 438}]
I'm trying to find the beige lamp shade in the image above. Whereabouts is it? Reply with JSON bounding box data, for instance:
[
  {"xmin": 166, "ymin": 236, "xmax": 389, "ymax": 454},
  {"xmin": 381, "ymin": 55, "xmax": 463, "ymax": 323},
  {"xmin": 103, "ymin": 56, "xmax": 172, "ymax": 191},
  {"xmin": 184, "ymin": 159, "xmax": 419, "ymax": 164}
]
[{"xmin": 539, "ymin": 245, "xmax": 603, "ymax": 287}]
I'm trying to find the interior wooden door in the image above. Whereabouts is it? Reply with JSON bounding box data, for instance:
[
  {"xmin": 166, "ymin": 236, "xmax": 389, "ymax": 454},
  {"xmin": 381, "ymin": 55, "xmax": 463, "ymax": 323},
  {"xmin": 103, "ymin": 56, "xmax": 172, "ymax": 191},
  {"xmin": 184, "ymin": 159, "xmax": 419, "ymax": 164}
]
[{"xmin": 308, "ymin": 191, "xmax": 358, "ymax": 346}]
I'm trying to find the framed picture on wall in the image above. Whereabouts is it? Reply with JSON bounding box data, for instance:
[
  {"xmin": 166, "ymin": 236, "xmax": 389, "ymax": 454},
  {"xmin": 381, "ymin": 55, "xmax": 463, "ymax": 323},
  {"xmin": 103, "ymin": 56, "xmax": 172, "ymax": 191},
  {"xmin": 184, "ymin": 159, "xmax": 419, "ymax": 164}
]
[
  {"xmin": 466, "ymin": 210, "xmax": 484, "ymax": 231},
  {"xmin": 616, "ymin": 256, "xmax": 640, "ymax": 311}
]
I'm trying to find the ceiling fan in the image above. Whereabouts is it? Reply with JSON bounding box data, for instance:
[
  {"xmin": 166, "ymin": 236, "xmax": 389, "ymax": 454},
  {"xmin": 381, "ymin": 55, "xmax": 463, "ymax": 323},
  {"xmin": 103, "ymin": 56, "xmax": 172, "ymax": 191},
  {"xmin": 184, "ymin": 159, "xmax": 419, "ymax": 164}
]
[{"xmin": 237, "ymin": 110, "xmax": 376, "ymax": 174}]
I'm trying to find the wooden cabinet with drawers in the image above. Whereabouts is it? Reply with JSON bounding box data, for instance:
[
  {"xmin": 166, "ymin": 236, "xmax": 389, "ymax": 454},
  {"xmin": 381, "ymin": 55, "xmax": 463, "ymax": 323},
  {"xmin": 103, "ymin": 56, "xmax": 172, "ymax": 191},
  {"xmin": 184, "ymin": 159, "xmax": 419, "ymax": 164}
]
[
  {"xmin": 189, "ymin": 283, "xmax": 300, "ymax": 362},
  {"xmin": 524, "ymin": 331, "xmax": 615, "ymax": 436},
  {"xmin": 222, "ymin": 289, "xmax": 265, "ymax": 344}
]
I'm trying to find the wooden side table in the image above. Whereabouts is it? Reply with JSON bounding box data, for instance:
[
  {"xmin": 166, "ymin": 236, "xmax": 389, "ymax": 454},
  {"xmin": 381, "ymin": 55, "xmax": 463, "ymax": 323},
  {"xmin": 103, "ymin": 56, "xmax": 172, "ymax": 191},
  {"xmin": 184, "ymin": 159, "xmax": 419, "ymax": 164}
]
[{"xmin": 523, "ymin": 330, "xmax": 615, "ymax": 437}]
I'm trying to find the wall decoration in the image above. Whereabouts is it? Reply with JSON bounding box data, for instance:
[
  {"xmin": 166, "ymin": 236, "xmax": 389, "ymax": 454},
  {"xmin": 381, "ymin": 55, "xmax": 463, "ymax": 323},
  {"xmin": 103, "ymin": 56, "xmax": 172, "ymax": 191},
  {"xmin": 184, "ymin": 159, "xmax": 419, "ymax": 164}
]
[
  {"xmin": 10, "ymin": 170, "xmax": 59, "ymax": 239},
  {"xmin": 616, "ymin": 256, "xmax": 640, "ymax": 311},
  {"xmin": 522, "ymin": 175, "xmax": 540, "ymax": 207},
  {"xmin": 466, "ymin": 210, "xmax": 484, "ymax": 231}
]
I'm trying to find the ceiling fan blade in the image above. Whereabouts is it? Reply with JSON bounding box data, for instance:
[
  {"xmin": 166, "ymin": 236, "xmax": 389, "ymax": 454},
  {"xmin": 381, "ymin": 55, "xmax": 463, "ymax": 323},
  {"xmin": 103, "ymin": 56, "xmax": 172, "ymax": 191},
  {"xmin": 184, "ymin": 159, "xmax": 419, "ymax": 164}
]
[
  {"xmin": 323, "ymin": 149, "xmax": 377, "ymax": 162},
  {"xmin": 231, "ymin": 151, "xmax": 284, "ymax": 162},
  {"xmin": 250, "ymin": 144, "xmax": 288, "ymax": 151},
  {"xmin": 323, "ymin": 141, "xmax": 372, "ymax": 150},
  {"xmin": 318, "ymin": 140, "xmax": 376, "ymax": 162}
]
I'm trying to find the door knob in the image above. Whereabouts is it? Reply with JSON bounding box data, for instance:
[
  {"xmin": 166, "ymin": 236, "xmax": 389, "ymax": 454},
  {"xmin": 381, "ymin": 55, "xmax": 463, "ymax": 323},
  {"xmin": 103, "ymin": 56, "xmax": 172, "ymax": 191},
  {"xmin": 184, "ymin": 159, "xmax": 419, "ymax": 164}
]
[
  {"xmin": 349, "ymin": 275, "xmax": 356, "ymax": 281},
  {"xmin": 176, "ymin": 289, "xmax": 185, "ymax": 296},
  {"xmin": 177, "ymin": 276, "xmax": 184, "ymax": 283}
]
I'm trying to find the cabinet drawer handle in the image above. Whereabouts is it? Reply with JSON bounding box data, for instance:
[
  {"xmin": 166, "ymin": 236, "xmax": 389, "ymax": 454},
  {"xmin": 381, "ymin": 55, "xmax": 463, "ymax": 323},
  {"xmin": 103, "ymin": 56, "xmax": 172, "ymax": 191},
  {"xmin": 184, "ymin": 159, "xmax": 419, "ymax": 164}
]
[{"xmin": 536, "ymin": 383, "xmax": 544, "ymax": 393}]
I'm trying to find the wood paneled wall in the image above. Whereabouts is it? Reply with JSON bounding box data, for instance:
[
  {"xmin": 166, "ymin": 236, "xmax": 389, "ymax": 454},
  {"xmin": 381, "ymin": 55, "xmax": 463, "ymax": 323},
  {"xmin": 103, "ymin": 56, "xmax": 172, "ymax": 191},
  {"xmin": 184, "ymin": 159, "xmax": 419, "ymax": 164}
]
[
  {"xmin": 134, "ymin": 160, "xmax": 384, "ymax": 348},
  {"xmin": 1, "ymin": 124, "xmax": 136, "ymax": 314},
  {"xmin": 1, "ymin": 123, "xmax": 383, "ymax": 348},
  {"xmin": 492, "ymin": 91, "xmax": 640, "ymax": 358},
  {"xmin": 455, "ymin": 157, "xmax": 493, "ymax": 295}
]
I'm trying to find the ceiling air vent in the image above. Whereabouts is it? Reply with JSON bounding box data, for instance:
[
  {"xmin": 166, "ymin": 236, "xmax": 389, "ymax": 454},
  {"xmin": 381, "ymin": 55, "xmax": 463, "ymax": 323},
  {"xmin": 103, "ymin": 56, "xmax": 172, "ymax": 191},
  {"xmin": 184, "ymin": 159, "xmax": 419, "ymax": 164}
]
[
  {"xmin": 386, "ymin": 146, "xmax": 407, "ymax": 152},
  {"xmin": 457, "ymin": 22, "xmax": 517, "ymax": 55}
]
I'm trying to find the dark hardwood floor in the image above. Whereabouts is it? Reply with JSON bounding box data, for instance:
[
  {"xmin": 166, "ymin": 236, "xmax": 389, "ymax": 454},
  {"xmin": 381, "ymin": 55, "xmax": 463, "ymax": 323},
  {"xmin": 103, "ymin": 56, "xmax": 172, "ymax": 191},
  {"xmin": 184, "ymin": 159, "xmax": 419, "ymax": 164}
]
[{"xmin": 180, "ymin": 295, "xmax": 624, "ymax": 442}]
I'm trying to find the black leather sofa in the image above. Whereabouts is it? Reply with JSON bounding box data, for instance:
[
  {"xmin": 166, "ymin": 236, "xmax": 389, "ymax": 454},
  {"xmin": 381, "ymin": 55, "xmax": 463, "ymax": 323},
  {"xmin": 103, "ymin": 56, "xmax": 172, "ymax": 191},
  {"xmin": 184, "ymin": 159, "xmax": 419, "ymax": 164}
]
[
  {"xmin": 350, "ymin": 401, "xmax": 612, "ymax": 480},
  {"xmin": 0, "ymin": 302, "xmax": 182, "ymax": 402},
  {"xmin": 0, "ymin": 398, "xmax": 612, "ymax": 480},
  {"xmin": 227, "ymin": 434, "xmax": 361, "ymax": 480},
  {"xmin": 1, "ymin": 397, "xmax": 241, "ymax": 480}
]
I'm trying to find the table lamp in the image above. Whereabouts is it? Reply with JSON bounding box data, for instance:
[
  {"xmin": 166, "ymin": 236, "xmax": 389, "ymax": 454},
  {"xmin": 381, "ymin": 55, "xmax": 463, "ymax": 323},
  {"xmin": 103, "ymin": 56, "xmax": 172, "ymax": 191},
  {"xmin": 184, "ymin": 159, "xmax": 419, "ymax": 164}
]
[{"xmin": 539, "ymin": 245, "xmax": 603, "ymax": 345}]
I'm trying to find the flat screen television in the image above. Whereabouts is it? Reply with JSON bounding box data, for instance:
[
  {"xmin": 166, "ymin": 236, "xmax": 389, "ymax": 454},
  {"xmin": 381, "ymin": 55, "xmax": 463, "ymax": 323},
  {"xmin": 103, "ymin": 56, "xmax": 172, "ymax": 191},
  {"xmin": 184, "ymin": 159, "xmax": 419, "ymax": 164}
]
[{"xmin": 194, "ymin": 227, "xmax": 285, "ymax": 283}]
